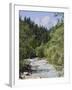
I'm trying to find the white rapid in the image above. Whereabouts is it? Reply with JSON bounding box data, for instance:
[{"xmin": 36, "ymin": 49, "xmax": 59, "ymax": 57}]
[{"xmin": 22, "ymin": 58, "xmax": 63, "ymax": 79}]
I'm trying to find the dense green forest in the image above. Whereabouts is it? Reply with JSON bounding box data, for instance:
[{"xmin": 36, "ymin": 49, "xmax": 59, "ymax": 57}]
[{"xmin": 19, "ymin": 16, "xmax": 64, "ymax": 74}]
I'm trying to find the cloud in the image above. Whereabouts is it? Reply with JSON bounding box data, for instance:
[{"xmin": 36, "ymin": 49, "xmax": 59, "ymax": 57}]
[
  {"xmin": 34, "ymin": 17, "xmax": 41, "ymax": 26},
  {"xmin": 33, "ymin": 15, "xmax": 58, "ymax": 29},
  {"xmin": 34, "ymin": 16, "xmax": 50, "ymax": 28},
  {"xmin": 41, "ymin": 16, "xmax": 50, "ymax": 26},
  {"xmin": 40, "ymin": 16, "xmax": 58, "ymax": 29}
]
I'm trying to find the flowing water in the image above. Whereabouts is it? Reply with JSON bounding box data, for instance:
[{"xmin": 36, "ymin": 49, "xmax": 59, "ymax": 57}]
[{"xmin": 21, "ymin": 58, "xmax": 63, "ymax": 79}]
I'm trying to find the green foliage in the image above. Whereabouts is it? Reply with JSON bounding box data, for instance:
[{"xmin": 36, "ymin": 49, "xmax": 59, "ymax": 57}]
[
  {"xmin": 44, "ymin": 24, "xmax": 64, "ymax": 68},
  {"xmin": 19, "ymin": 17, "xmax": 50, "ymax": 60},
  {"xmin": 36, "ymin": 44, "xmax": 45, "ymax": 58}
]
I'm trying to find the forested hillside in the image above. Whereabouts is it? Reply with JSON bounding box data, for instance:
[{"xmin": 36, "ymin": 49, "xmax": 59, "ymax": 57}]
[
  {"xmin": 19, "ymin": 17, "xmax": 50, "ymax": 59},
  {"xmin": 19, "ymin": 16, "xmax": 64, "ymax": 75},
  {"xmin": 44, "ymin": 24, "xmax": 64, "ymax": 70}
]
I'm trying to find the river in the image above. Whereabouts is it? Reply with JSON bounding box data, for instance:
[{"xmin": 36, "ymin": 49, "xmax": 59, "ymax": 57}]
[{"xmin": 21, "ymin": 58, "xmax": 64, "ymax": 79}]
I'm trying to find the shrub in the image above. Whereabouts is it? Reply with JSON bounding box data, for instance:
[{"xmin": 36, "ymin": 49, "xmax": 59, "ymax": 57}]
[
  {"xmin": 44, "ymin": 45, "xmax": 64, "ymax": 66},
  {"xmin": 29, "ymin": 48, "xmax": 36, "ymax": 58},
  {"xmin": 36, "ymin": 44, "xmax": 44, "ymax": 58}
]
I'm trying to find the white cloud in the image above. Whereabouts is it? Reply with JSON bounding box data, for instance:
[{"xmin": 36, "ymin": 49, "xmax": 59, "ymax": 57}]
[
  {"xmin": 41, "ymin": 16, "xmax": 50, "ymax": 26},
  {"xmin": 34, "ymin": 17, "xmax": 41, "ymax": 26},
  {"xmin": 34, "ymin": 16, "xmax": 57, "ymax": 29},
  {"xmin": 34, "ymin": 16, "xmax": 50, "ymax": 28}
]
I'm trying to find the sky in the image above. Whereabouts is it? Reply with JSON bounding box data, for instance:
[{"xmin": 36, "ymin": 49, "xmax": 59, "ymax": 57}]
[{"xmin": 19, "ymin": 10, "xmax": 64, "ymax": 29}]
